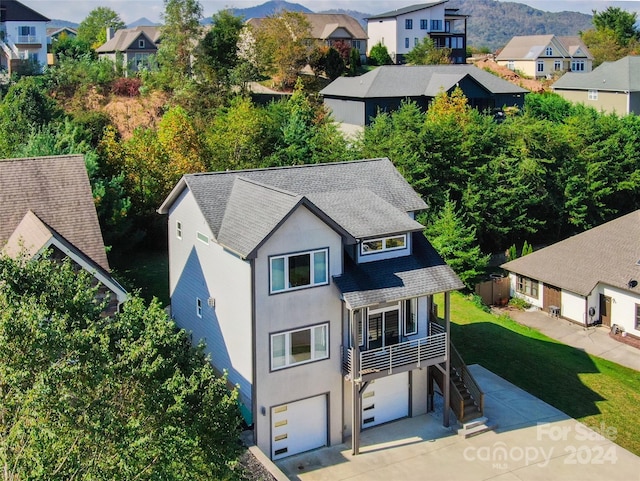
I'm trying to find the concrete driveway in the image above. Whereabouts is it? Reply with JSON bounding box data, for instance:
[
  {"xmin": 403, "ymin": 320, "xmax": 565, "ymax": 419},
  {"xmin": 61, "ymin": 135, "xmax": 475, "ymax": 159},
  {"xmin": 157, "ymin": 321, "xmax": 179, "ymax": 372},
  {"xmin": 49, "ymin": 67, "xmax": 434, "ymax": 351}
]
[{"xmin": 276, "ymin": 365, "xmax": 640, "ymax": 481}]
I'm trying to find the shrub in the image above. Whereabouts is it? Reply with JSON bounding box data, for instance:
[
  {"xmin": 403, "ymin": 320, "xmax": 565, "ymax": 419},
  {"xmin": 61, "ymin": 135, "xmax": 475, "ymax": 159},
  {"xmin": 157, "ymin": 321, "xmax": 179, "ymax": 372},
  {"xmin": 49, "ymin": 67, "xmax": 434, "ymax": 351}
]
[
  {"xmin": 508, "ymin": 297, "xmax": 531, "ymax": 310},
  {"xmin": 112, "ymin": 77, "xmax": 142, "ymax": 97}
]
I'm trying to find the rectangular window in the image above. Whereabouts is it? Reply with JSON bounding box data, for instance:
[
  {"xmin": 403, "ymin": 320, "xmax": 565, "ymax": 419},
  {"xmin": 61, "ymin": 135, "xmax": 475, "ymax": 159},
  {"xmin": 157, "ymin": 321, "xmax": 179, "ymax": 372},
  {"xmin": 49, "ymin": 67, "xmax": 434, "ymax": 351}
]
[
  {"xmin": 445, "ymin": 20, "xmax": 451, "ymax": 32},
  {"xmin": 176, "ymin": 221, "xmax": 182, "ymax": 239},
  {"xmin": 361, "ymin": 235, "xmax": 407, "ymax": 255},
  {"xmin": 18, "ymin": 26, "xmax": 35, "ymax": 36},
  {"xmin": 405, "ymin": 19, "xmax": 413, "ymax": 30},
  {"xmin": 545, "ymin": 46, "xmax": 553, "ymax": 56},
  {"xmin": 414, "ymin": 37, "xmax": 419, "ymax": 47},
  {"xmin": 352, "ymin": 40, "xmax": 361, "ymax": 50},
  {"xmin": 196, "ymin": 298, "xmax": 202, "ymax": 318},
  {"xmin": 420, "ymin": 19, "xmax": 428, "ymax": 30},
  {"xmin": 430, "ymin": 19, "xmax": 442, "ymax": 31},
  {"xmin": 270, "ymin": 249, "xmax": 328, "ymax": 293},
  {"xmin": 138, "ymin": 39, "xmax": 145, "ymax": 48},
  {"xmin": 196, "ymin": 231, "xmax": 209, "ymax": 244},
  {"xmin": 537, "ymin": 61, "xmax": 544, "ymax": 73},
  {"xmin": 405, "ymin": 37, "xmax": 409, "ymax": 48},
  {"xmin": 507, "ymin": 61, "xmax": 515, "ymax": 70},
  {"xmin": 516, "ymin": 275, "xmax": 539, "ymax": 299},
  {"xmin": 571, "ymin": 60, "xmax": 585, "ymax": 71},
  {"xmin": 270, "ymin": 323, "xmax": 329, "ymax": 370},
  {"xmin": 404, "ymin": 298, "xmax": 417, "ymax": 335},
  {"xmin": 554, "ymin": 60, "xmax": 561, "ymax": 71},
  {"xmin": 588, "ymin": 89, "xmax": 598, "ymax": 100},
  {"xmin": 636, "ymin": 304, "xmax": 640, "ymax": 330}
]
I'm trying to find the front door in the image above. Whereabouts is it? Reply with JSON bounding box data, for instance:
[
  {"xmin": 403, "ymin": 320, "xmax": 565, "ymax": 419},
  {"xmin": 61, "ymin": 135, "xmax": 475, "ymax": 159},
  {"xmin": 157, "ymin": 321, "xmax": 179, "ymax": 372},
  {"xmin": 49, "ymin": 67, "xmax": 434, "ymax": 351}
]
[
  {"xmin": 543, "ymin": 284, "xmax": 561, "ymax": 313},
  {"xmin": 600, "ymin": 294, "xmax": 612, "ymax": 327},
  {"xmin": 367, "ymin": 304, "xmax": 400, "ymax": 349}
]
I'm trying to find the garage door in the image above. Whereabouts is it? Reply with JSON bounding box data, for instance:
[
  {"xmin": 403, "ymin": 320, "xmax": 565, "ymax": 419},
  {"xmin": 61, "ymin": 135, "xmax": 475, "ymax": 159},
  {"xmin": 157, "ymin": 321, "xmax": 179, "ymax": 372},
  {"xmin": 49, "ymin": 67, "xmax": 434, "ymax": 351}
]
[
  {"xmin": 271, "ymin": 394, "xmax": 327, "ymax": 460},
  {"xmin": 362, "ymin": 372, "xmax": 409, "ymax": 428}
]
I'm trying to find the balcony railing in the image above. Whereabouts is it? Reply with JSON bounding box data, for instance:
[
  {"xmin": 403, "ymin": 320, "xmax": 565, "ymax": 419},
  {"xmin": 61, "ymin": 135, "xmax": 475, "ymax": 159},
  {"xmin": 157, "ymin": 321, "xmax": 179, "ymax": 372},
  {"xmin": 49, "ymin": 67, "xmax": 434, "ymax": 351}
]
[{"xmin": 343, "ymin": 332, "xmax": 447, "ymax": 381}]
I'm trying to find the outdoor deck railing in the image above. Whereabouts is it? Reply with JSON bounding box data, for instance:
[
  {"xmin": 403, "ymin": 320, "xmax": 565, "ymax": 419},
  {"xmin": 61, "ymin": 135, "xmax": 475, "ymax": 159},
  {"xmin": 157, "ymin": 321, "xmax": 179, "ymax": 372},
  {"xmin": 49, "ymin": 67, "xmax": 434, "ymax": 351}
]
[{"xmin": 343, "ymin": 332, "xmax": 447, "ymax": 381}]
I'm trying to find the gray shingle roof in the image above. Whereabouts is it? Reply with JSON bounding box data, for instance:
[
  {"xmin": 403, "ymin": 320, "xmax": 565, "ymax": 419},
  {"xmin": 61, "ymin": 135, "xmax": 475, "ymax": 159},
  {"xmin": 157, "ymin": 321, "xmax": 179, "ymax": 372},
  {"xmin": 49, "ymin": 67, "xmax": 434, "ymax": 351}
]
[
  {"xmin": 501, "ymin": 210, "xmax": 640, "ymax": 296},
  {"xmin": 95, "ymin": 26, "xmax": 160, "ymax": 53},
  {"xmin": 496, "ymin": 35, "xmax": 592, "ymax": 61},
  {"xmin": 333, "ymin": 233, "xmax": 464, "ymax": 309},
  {"xmin": 0, "ymin": 155, "xmax": 110, "ymax": 271},
  {"xmin": 159, "ymin": 158, "xmax": 428, "ymax": 259},
  {"xmin": 320, "ymin": 65, "xmax": 528, "ymax": 98},
  {"xmin": 1, "ymin": 0, "xmax": 49, "ymax": 22},
  {"xmin": 366, "ymin": 2, "xmax": 447, "ymax": 20},
  {"xmin": 552, "ymin": 55, "xmax": 640, "ymax": 92}
]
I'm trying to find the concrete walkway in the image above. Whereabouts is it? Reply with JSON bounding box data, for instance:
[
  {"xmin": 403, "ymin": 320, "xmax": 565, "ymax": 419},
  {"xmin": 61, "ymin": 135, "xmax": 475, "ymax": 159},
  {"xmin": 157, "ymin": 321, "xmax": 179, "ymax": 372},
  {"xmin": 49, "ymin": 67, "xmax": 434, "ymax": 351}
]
[
  {"xmin": 500, "ymin": 307, "xmax": 640, "ymax": 371},
  {"xmin": 276, "ymin": 365, "xmax": 640, "ymax": 480}
]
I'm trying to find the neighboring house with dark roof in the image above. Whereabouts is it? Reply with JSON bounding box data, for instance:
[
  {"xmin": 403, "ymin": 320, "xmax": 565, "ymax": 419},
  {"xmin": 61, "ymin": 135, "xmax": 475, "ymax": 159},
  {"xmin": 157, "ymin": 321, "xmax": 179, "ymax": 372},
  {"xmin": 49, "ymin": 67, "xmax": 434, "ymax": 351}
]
[
  {"xmin": 158, "ymin": 158, "xmax": 484, "ymax": 461},
  {"xmin": 320, "ymin": 65, "xmax": 528, "ymax": 126},
  {"xmin": 0, "ymin": 0, "xmax": 49, "ymax": 74},
  {"xmin": 366, "ymin": 1, "xmax": 468, "ymax": 64},
  {"xmin": 95, "ymin": 25, "xmax": 160, "ymax": 75},
  {"xmin": 496, "ymin": 35, "xmax": 593, "ymax": 79},
  {"xmin": 0, "ymin": 155, "xmax": 127, "ymax": 315},
  {"xmin": 501, "ymin": 210, "xmax": 640, "ymax": 336},
  {"xmin": 552, "ymin": 56, "xmax": 640, "ymax": 115},
  {"xmin": 245, "ymin": 12, "xmax": 368, "ymax": 61},
  {"xmin": 46, "ymin": 26, "xmax": 77, "ymax": 65}
]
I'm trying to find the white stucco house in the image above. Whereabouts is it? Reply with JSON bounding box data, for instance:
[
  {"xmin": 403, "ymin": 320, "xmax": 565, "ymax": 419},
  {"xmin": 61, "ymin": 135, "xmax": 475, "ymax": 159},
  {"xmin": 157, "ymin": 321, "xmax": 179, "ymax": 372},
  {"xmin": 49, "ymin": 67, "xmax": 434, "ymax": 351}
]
[
  {"xmin": 502, "ymin": 210, "xmax": 640, "ymax": 337},
  {"xmin": 0, "ymin": 0, "xmax": 49, "ymax": 74},
  {"xmin": 158, "ymin": 158, "xmax": 483, "ymax": 460},
  {"xmin": 366, "ymin": 1, "xmax": 468, "ymax": 64}
]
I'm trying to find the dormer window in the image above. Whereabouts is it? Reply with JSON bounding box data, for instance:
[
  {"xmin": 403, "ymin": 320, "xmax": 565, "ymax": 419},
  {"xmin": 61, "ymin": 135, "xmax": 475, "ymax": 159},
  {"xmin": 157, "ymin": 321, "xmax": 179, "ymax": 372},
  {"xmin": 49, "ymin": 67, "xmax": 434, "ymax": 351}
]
[
  {"xmin": 361, "ymin": 234, "xmax": 407, "ymax": 255},
  {"xmin": 138, "ymin": 39, "xmax": 145, "ymax": 48}
]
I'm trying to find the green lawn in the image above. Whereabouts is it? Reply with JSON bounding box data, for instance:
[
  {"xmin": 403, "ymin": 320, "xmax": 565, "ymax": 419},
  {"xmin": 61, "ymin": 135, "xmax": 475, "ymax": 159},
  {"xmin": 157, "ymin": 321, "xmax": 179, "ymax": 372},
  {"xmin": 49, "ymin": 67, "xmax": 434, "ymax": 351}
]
[
  {"xmin": 110, "ymin": 249, "xmax": 170, "ymax": 307},
  {"xmin": 438, "ymin": 291, "xmax": 640, "ymax": 456}
]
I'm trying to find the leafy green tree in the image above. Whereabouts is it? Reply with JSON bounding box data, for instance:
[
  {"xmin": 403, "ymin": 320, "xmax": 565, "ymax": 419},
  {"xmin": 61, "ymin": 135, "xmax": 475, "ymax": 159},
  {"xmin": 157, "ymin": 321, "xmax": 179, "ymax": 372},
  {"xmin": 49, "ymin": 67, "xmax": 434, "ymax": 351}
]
[
  {"xmin": 368, "ymin": 42, "xmax": 393, "ymax": 65},
  {"xmin": 0, "ymin": 254, "xmax": 242, "ymax": 480},
  {"xmin": 253, "ymin": 11, "xmax": 313, "ymax": 88},
  {"xmin": 52, "ymin": 35, "xmax": 95, "ymax": 61},
  {"xmin": 77, "ymin": 7, "xmax": 125, "ymax": 49},
  {"xmin": 324, "ymin": 47, "xmax": 345, "ymax": 80},
  {"xmin": 592, "ymin": 7, "xmax": 639, "ymax": 46},
  {"xmin": 423, "ymin": 195, "xmax": 489, "ymax": 288},
  {"xmin": 157, "ymin": 0, "xmax": 203, "ymax": 89},
  {"xmin": 580, "ymin": 27, "xmax": 633, "ymax": 66},
  {"xmin": 349, "ymin": 47, "xmax": 360, "ymax": 76},
  {"xmin": 194, "ymin": 10, "xmax": 244, "ymax": 88},
  {"xmin": 405, "ymin": 37, "xmax": 452, "ymax": 65}
]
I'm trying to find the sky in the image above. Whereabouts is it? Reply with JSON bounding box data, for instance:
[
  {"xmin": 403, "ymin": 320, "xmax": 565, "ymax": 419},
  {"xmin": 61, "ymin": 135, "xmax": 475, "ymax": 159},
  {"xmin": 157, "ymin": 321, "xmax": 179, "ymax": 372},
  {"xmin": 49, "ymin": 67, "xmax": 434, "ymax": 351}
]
[{"xmin": 24, "ymin": 0, "xmax": 640, "ymax": 25}]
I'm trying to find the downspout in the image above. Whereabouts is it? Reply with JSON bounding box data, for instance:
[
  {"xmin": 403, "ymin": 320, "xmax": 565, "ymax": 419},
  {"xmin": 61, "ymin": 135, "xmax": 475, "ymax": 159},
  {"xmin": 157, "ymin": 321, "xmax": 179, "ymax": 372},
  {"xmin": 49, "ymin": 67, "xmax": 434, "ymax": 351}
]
[
  {"xmin": 251, "ymin": 258, "xmax": 258, "ymax": 445},
  {"xmin": 443, "ymin": 291, "xmax": 451, "ymax": 428}
]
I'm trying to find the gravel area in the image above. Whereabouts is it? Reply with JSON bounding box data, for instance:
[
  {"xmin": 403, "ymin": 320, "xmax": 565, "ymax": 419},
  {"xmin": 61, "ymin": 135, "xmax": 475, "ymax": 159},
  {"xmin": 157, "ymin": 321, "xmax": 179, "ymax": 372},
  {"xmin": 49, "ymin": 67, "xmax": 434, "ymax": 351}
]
[{"xmin": 235, "ymin": 449, "xmax": 277, "ymax": 481}]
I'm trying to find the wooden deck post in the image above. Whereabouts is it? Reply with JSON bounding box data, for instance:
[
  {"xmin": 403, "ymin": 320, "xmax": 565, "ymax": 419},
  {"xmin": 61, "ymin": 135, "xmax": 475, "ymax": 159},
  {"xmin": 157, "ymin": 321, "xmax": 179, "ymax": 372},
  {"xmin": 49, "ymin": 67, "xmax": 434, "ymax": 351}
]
[
  {"xmin": 350, "ymin": 308, "xmax": 362, "ymax": 456},
  {"xmin": 443, "ymin": 291, "xmax": 451, "ymax": 428}
]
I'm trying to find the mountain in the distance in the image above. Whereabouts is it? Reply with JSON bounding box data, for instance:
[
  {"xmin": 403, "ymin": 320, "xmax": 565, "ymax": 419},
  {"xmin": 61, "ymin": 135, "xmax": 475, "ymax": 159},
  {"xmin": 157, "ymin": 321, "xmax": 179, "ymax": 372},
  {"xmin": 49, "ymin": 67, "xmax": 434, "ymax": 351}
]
[
  {"xmin": 127, "ymin": 17, "xmax": 161, "ymax": 28},
  {"xmin": 48, "ymin": 19, "xmax": 79, "ymax": 30},
  {"xmin": 202, "ymin": 0, "xmax": 312, "ymax": 23}
]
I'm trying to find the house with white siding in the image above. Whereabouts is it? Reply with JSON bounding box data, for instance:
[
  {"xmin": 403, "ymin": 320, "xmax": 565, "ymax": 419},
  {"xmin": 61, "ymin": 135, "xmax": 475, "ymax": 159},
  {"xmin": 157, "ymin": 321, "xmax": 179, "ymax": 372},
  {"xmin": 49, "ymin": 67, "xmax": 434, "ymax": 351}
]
[
  {"xmin": 366, "ymin": 1, "xmax": 468, "ymax": 64},
  {"xmin": 0, "ymin": 0, "xmax": 49, "ymax": 74},
  {"xmin": 502, "ymin": 210, "xmax": 640, "ymax": 337},
  {"xmin": 159, "ymin": 158, "xmax": 487, "ymax": 460}
]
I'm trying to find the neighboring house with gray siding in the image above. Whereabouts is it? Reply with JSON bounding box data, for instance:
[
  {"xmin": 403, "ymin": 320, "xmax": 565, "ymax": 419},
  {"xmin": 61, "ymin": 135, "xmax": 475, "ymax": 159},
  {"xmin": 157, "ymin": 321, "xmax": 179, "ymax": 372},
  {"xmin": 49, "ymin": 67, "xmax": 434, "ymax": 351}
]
[
  {"xmin": 0, "ymin": 155, "xmax": 127, "ymax": 315},
  {"xmin": 320, "ymin": 65, "xmax": 528, "ymax": 126},
  {"xmin": 159, "ymin": 158, "xmax": 474, "ymax": 461},
  {"xmin": 552, "ymin": 55, "xmax": 640, "ymax": 115},
  {"xmin": 502, "ymin": 210, "xmax": 640, "ymax": 337},
  {"xmin": 96, "ymin": 25, "xmax": 160, "ymax": 74}
]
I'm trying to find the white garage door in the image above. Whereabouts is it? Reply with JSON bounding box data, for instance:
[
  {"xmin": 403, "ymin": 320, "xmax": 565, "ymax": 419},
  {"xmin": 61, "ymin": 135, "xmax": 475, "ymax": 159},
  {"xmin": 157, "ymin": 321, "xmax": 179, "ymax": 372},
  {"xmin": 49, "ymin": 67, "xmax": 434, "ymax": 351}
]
[
  {"xmin": 362, "ymin": 372, "xmax": 409, "ymax": 428},
  {"xmin": 271, "ymin": 394, "xmax": 327, "ymax": 460}
]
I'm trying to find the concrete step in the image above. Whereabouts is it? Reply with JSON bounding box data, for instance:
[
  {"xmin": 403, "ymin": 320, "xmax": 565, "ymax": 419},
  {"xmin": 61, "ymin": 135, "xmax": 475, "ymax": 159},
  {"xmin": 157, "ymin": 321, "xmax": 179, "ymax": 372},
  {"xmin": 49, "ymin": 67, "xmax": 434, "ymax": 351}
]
[{"xmin": 458, "ymin": 417, "xmax": 497, "ymax": 439}]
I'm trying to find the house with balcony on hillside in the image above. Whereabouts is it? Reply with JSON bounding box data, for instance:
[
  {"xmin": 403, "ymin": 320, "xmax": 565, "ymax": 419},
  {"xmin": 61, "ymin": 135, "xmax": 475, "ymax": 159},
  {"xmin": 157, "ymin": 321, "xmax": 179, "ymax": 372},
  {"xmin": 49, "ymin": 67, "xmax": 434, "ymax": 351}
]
[
  {"xmin": 0, "ymin": 0, "xmax": 49, "ymax": 74},
  {"xmin": 366, "ymin": 1, "xmax": 468, "ymax": 64},
  {"xmin": 496, "ymin": 35, "xmax": 593, "ymax": 79},
  {"xmin": 159, "ymin": 158, "xmax": 488, "ymax": 460}
]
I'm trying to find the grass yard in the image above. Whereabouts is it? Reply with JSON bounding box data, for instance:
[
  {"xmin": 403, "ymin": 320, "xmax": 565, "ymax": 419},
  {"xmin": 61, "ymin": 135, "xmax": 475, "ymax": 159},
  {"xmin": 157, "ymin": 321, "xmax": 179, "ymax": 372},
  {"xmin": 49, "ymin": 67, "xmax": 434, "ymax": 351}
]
[
  {"xmin": 110, "ymin": 249, "xmax": 170, "ymax": 308},
  {"xmin": 438, "ymin": 291, "xmax": 640, "ymax": 456}
]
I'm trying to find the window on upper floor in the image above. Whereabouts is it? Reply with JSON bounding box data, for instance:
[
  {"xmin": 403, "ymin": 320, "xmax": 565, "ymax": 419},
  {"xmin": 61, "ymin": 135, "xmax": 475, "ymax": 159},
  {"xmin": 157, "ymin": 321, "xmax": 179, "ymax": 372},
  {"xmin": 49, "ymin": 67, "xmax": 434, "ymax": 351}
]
[
  {"xmin": 445, "ymin": 20, "xmax": 451, "ymax": 32},
  {"xmin": 516, "ymin": 275, "xmax": 539, "ymax": 299},
  {"xmin": 420, "ymin": 19, "xmax": 428, "ymax": 30},
  {"xmin": 430, "ymin": 19, "xmax": 442, "ymax": 31},
  {"xmin": 352, "ymin": 39, "xmax": 361, "ymax": 50},
  {"xmin": 361, "ymin": 234, "xmax": 407, "ymax": 256},
  {"xmin": 545, "ymin": 46, "xmax": 553, "ymax": 56},
  {"xmin": 636, "ymin": 304, "xmax": 640, "ymax": 330},
  {"xmin": 271, "ymin": 323, "xmax": 329, "ymax": 370},
  {"xmin": 405, "ymin": 37, "xmax": 409, "ymax": 48},
  {"xmin": 537, "ymin": 60, "xmax": 544, "ymax": 72},
  {"xmin": 588, "ymin": 89, "xmax": 598, "ymax": 101},
  {"xmin": 176, "ymin": 221, "xmax": 182, "ymax": 239},
  {"xmin": 404, "ymin": 298, "xmax": 417, "ymax": 335},
  {"xmin": 405, "ymin": 19, "xmax": 413, "ymax": 29},
  {"xmin": 197, "ymin": 231, "xmax": 209, "ymax": 245},
  {"xmin": 18, "ymin": 26, "xmax": 36, "ymax": 37},
  {"xmin": 196, "ymin": 297, "xmax": 202, "ymax": 318},
  {"xmin": 138, "ymin": 39, "xmax": 145, "ymax": 48},
  {"xmin": 270, "ymin": 248, "xmax": 328, "ymax": 294}
]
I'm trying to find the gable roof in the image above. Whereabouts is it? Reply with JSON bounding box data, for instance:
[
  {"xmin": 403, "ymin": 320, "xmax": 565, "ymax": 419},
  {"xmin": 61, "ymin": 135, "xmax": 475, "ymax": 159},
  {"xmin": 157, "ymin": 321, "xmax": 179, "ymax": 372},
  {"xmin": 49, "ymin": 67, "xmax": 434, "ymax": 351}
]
[
  {"xmin": 496, "ymin": 35, "xmax": 558, "ymax": 60},
  {"xmin": 0, "ymin": 155, "xmax": 110, "ymax": 272},
  {"xmin": 367, "ymin": 2, "xmax": 447, "ymax": 20},
  {"xmin": 47, "ymin": 27, "xmax": 77, "ymax": 37},
  {"xmin": 557, "ymin": 36, "xmax": 592, "ymax": 58},
  {"xmin": 501, "ymin": 210, "xmax": 640, "ymax": 297},
  {"xmin": 159, "ymin": 158, "xmax": 427, "ymax": 259},
  {"xmin": 552, "ymin": 55, "xmax": 640, "ymax": 92},
  {"xmin": 320, "ymin": 65, "xmax": 528, "ymax": 99},
  {"xmin": 0, "ymin": 0, "xmax": 49, "ymax": 22},
  {"xmin": 304, "ymin": 13, "xmax": 367, "ymax": 40},
  {"xmin": 95, "ymin": 26, "xmax": 160, "ymax": 53}
]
